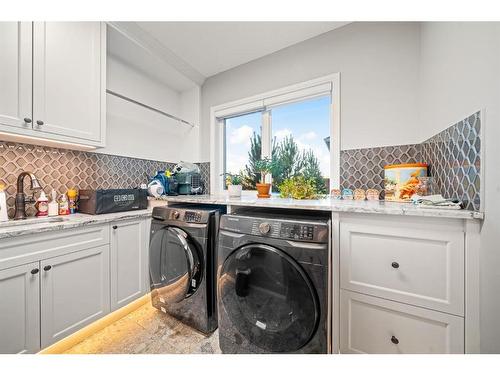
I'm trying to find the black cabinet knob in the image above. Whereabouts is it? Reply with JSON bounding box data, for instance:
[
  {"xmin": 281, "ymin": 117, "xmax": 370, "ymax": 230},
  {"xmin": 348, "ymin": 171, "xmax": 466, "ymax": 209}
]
[
  {"xmin": 24, "ymin": 117, "xmax": 32, "ymax": 124},
  {"xmin": 36, "ymin": 120, "xmax": 44, "ymax": 126},
  {"xmin": 391, "ymin": 336, "xmax": 399, "ymax": 345},
  {"xmin": 31, "ymin": 268, "xmax": 39, "ymax": 275},
  {"xmin": 391, "ymin": 262, "xmax": 400, "ymax": 269},
  {"xmin": 43, "ymin": 265, "xmax": 52, "ymax": 271},
  {"xmin": 112, "ymin": 225, "xmax": 118, "ymax": 230}
]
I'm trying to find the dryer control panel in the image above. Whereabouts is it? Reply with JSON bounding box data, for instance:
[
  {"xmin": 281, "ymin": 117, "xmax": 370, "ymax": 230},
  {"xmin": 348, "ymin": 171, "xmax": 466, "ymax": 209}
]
[{"xmin": 280, "ymin": 223, "xmax": 314, "ymax": 240}]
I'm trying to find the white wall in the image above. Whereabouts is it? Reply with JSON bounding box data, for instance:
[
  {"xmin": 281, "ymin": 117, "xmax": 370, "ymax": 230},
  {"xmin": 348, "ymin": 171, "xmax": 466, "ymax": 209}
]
[
  {"xmin": 200, "ymin": 22, "xmax": 421, "ymax": 159},
  {"xmin": 418, "ymin": 22, "xmax": 500, "ymax": 353},
  {"xmin": 97, "ymin": 55, "xmax": 200, "ymax": 163}
]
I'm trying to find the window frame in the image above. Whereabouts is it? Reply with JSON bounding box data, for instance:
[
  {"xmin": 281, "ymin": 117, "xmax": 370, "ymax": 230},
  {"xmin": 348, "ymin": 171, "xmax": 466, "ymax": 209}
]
[{"xmin": 210, "ymin": 73, "xmax": 340, "ymax": 194}]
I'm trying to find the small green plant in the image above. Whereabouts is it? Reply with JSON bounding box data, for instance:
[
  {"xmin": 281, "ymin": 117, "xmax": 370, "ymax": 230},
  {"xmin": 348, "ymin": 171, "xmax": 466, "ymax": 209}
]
[
  {"xmin": 279, "ymin": 176, "xmax": 319, "ymax": 200},
  {"xmin": 254, "ymin": 157, "xmax": 277, "ymax": 184},
  {"xmin": 221, "ymin": 173, "xmax": 243, "ymax": 187}
]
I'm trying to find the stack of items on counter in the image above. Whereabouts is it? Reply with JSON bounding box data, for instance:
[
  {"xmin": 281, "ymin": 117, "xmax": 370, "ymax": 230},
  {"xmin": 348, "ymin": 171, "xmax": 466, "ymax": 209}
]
[
  {"xmin": 34, "ymin": 188, "xmax": 78, "ymax": 217},
  {"xmin": 32, "ymin": 187, "xmax": 149, "ymax": 217},
  {"xmin": 331, "ymin": 187, "xmax": 381, "ymax": 201},
  {"xmin": 147, "ymin": 161, "xmax": 204, "ymax": 198},
  {"xmin": 334, "ymin": 162, "xmax": 463, "ymax": 209}
]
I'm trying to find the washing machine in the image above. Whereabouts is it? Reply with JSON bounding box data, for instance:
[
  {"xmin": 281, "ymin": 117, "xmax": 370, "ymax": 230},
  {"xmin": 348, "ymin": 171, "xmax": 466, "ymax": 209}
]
[
  {"xmin": 149, "ymin": 204, "xmax": 224, "ymax": 334},
  {"xmin": 217, "ymin": 208, "xmax": 331, "ymax": 353}
]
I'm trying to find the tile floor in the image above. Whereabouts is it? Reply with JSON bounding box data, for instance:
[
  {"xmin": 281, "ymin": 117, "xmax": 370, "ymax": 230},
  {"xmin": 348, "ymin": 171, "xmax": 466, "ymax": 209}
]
[{"xmin": 64, "ymin": 302, "xmax": 221, "ymax": 354}]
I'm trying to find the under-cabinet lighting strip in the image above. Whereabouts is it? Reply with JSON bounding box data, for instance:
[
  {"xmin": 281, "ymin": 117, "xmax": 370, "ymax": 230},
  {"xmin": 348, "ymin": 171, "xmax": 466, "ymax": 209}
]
[
  {"xmin": 106, "ymin": 89, "xmax": 195, "ymax": 127},
  {"xmin": 0, "ymin": 131, "xmax": 97, "ymax": 150}
]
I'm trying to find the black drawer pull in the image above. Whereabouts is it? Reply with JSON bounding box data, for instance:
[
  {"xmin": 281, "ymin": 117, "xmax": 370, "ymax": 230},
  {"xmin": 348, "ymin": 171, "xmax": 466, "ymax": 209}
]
[
  {"xmin": 24, "ymin": 117, "xmax": 32, "ymax": 124},
  {"xmin": 391, "ymin": 335, "xmax": 399, "ymax": 345},
  {"xmin": 31, "ymin": 268, "xmax": 39, "ymax": 275},
  {"xmin": 43, "ymin": 265, "xmax": 52, "ymax": 271},
  {"xmin": 391, "ymin": 262, "xmax": 400, "ymax": 269},
  {"xmin": 112, "ymin": 225, "xmax": 118, "ymax": 230},
  {"xmin": 36, "ymin": 120, "xmax": 44, "ymax": 126}
]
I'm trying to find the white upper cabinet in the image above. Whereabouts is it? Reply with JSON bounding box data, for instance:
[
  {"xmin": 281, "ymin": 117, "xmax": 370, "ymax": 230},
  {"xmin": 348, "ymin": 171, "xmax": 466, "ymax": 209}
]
[
  {"xmin": 33, "ymin": 22, "xmax": 105, "ymax": 144},
  {"xmin": 0, "ymin": 22, "xmax": 106, "ymax": 148},
  {"xmin": 0, "ymin": 22, "xmax": 33, "ymax": 130}
]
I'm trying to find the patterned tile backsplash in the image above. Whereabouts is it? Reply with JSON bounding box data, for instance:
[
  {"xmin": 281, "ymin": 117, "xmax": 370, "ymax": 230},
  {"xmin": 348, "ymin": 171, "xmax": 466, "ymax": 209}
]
[
  {"xmin": 421, "ymin": 112, "xmax": 481, "ymax": 211},
  {"xmin": 340, "ymin": 111, "xmax": 481, "ymax": 211},
  {"xmin": 340, "ymin": 144, "xmax": 422, "ymax": 198},
  {"xmin": 0, "ymin": 141, "xmax": 210, "ymax": 218}
]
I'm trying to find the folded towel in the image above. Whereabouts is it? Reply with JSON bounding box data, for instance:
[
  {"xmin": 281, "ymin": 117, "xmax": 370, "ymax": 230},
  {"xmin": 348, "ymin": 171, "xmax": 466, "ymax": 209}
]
[{"xmin": 411, "ymin": 194, "xmax": 463, "ymax": 209}]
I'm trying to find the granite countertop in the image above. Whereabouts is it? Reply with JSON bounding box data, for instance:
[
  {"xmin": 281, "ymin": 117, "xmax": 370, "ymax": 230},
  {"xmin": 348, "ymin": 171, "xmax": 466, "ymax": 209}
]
[
  {"xmin": 162, "ymin": 194, "xmax": 484, "ymax": 220},
  {"xmin": 0, "ymin": 209, "xmax": 153, "ymax": 240}
]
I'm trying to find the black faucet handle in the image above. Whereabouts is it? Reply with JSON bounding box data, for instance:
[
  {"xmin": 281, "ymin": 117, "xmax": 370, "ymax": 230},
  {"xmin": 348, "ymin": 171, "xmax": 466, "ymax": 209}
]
[{"xmin": 24, "ymin": 195, "xmax": 36, "ymax": 204}]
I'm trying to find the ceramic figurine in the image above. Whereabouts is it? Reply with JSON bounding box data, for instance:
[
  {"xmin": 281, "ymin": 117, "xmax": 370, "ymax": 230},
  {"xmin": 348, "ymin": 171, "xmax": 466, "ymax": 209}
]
[
  {"xmin": 366, "ymin": 188, "xmax": 380, "ymax": 201},
  {"xmin": 330, "ymin": 188, "xmax": 341, "ymax": 199},
  {"xmin": 353, "ymin": 188, "xmax": 366, "ymax": 200},
  {"xmin": 342, "ymin": 188, "xmax": 354, "ymax": 200}
]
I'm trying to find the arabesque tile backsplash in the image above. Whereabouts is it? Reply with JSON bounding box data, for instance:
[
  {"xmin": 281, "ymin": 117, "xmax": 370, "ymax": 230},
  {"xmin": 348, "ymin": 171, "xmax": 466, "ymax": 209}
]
[
  {"xmin": 340, "ymin": 111, "xmax": 481, "ymax": 211},
  {"xmin": 0, "ymin": 141, "xmax": 210, "ymax": 218}
]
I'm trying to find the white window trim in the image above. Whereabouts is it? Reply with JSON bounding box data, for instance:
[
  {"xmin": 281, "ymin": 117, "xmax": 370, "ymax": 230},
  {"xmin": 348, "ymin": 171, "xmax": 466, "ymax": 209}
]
[{"xmin": 210, "ymin": 73, "xmax": 341, "ymax": 193}]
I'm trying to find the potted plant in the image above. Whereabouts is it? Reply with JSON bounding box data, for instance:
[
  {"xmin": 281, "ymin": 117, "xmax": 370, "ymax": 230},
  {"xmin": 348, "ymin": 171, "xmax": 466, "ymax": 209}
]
[
  {"xmin": 279, "ymin": 176, "xmax": 319, "ymax": 200},
  {"xmin": 223, "ymin": 173, "xmax": 243, "ymax": 197},
  {"xmin": 255, "ymin": 157, "xmax": 275, "ymax": 198}
]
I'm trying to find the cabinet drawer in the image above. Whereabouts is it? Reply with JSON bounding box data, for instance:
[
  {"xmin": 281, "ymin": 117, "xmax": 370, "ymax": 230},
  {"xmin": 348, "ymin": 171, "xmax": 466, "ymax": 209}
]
[
  {"xmin": 340, "ymin": 221, "xmax": 464, "ymax": 315},
  {"xmin": 340, "ymin": 290, "xmax": 464, "ymax": 354},
  {"xmin": 0, "ymin": 225, "xmax": 109, "ymax": 271}
]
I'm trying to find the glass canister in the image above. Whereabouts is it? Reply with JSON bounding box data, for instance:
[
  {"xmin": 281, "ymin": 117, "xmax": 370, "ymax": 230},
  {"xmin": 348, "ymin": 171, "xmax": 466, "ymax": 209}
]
[{"xmin": 415, "ymin": 177, "xmax": 435, "ymax": 197}]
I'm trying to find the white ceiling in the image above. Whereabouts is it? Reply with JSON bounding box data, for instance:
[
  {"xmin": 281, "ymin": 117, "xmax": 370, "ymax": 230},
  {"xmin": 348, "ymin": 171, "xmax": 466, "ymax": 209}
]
[{"xmin": 135, "ymin": 22, "xmax": 350, "ymax": 78}]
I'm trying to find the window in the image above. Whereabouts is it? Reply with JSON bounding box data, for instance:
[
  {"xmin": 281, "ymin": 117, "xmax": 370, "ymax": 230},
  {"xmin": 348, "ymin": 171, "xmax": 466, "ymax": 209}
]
[
  {"xmin": 223, "ymin": 111, "xmax": 263, "ymax": 190},
  {"xmin": 213, "ymin": 74, "xmax": 340, "ymax": 193},
  {"xmin": 270, "ymin": 96, "xmax": 331, "ymax": 193}
]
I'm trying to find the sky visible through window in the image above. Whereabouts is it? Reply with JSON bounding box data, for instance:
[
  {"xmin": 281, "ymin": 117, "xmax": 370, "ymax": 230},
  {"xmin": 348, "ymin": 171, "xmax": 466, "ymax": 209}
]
[
  {"xmin": 225, "ymin": 111, "xmax": 261, "ymax": 176},
  {"xmin": 272, "ymin": 96, "xmax": 331, "ymax": 177},
  {"xmin": 225, "ymin": 95, "xmax": 330, "ymax": 177}
]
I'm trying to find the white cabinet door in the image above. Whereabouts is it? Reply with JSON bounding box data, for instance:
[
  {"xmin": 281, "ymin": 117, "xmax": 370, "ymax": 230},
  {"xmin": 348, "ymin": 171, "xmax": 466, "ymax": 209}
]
[
  {"xmin": 0, "ymin": 262, "xmax": 40, "ymax": 354},
  {"xmin": 110, "ymin": 219, "xmax": 148, "ymax": 311},
  {"xmin": 340, "ymin": 290, "xmax": 464, "ymax": 354},
  {"xmin": 0, "ymin": 22, "xmax": 32, "ymax": 130},
  {"xmin": 33, "ymin": 22, "xmax": 105, "ymax": 143},
  {"xmin": 340, "ymin": 219, "xmax": 464, "ymax": 315},
  {"xmin": 40, "ymin": 245, "xmax": 110, "ymax": 348}
]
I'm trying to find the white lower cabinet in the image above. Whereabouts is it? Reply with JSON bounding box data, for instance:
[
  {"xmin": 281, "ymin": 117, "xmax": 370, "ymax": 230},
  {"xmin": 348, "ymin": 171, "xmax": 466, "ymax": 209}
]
[
  {"xmin": 340, "ymin": 290, "xmax": 464, "ymax": 354},
  {"xmin": 0, "ymin": 262, "xmax": 40, "ymax": 354},
  {"xmin": 40, "ymin": 245, "xmax": 110, "ymax": 347},
  {"xmin": 0, "ymin": 218, "xmax": 151, "ymax": 353},
  {"xmin": 337, "ymin": 214, "xmax": 468, "ymax": 354},
  {"xmin": 340, "ymin": 218, "xmax": 465, "ymax": 315},
  {"xmin": 110, "ymin": 219, "xmax": 148, "ymax": 311}
]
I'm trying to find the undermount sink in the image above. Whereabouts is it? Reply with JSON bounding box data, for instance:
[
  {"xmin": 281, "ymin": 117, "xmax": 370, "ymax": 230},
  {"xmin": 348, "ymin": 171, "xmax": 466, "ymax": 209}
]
[{"xmin": 0, "ymin": 216, "xmax": 67, "ymax": 229}]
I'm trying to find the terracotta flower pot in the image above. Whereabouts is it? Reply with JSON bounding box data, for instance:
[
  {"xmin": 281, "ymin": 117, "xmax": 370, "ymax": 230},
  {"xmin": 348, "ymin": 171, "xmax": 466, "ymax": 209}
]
[{"xmin": 256, "ymin": 183, "xmax": 271, "ymax": 198}]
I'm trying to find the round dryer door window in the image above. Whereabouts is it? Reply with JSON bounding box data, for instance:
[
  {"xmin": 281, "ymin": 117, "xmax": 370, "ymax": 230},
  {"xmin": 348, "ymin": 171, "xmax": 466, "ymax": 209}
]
[
  {"xmin": 219, "ymin": 243, "xmax": 319, "ymax": 352},
  {"xmin": 149, "ymin": 226, "xmax": 202, "ymax": 303}
]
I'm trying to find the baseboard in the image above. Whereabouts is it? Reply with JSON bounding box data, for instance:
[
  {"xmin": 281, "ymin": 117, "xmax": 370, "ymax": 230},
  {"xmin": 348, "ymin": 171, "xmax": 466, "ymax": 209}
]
[{"xmin": 38, "ymin": 293, "xmax": 151, "ymax": 354}]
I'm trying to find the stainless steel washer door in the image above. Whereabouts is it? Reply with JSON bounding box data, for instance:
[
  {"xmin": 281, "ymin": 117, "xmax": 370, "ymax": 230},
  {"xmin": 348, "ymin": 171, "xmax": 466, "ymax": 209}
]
[{"xmin": 150, "ymin": 226, "xmax": 202, "ymax": 303}]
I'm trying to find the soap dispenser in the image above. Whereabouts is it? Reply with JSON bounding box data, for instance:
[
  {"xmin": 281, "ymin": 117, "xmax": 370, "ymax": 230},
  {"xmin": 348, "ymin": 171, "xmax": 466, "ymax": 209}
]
[
  {"xmin": 0, "ymin": 183, "xmax": 8, "ymax": 222},
  {"xmin": 48, "ymin": 189, "xmax": 59, "ymax": 217}
]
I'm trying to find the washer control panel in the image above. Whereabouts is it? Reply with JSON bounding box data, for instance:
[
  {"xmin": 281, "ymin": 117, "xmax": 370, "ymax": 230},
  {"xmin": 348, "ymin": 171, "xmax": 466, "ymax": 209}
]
[
  {"xmin": 183, "ymin": 210, "xmax": 202, "ymax": 222},
  {"xmin": 280, "ymin": 223, "xmax": 314, "ymax": 240}
]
